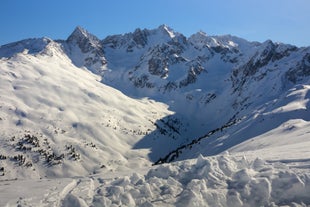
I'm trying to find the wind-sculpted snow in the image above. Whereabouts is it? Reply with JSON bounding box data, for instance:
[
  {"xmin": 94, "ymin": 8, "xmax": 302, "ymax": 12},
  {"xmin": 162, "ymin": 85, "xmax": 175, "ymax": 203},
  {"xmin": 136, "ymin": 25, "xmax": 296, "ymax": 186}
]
[{"xmin": 2, "ymin": 154, "xmax": 310, "ymax": 206}]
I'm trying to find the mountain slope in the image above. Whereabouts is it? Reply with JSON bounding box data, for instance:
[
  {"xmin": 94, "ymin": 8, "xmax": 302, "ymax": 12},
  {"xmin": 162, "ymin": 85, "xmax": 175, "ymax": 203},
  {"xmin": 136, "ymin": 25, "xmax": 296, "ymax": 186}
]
[
  {"xmin": 0, "ymin": 39, "xmax": 175, "ymax": 179},
  {"xmin": 0, "ymin": 25, "xmax": 310, "ymax": 206},
  {"xmin": 1, "ymin": 25, "xmax": 310, "ymax": 172},
  {"xmin": 95, "ymin": 26, "xmax": 310, "ymax": 163}
]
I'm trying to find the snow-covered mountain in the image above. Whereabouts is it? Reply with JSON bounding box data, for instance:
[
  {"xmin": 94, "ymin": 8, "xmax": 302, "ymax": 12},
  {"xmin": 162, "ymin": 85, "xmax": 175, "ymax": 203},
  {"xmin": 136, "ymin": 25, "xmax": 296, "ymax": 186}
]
[{"xmin": 0, "ymin": 25, "xmax": 310, "ymax": 206}]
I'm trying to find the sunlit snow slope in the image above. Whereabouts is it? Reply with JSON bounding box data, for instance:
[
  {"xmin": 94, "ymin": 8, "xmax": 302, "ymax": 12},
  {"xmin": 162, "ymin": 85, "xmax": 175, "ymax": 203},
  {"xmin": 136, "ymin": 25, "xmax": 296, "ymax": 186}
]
[
  {"xmin": 0, "ymin": 25, "xmax": 310, "ymax": 206},
  {"xmin": 0, "ymin": 39, "xmax": 173, "ymax": 179}
]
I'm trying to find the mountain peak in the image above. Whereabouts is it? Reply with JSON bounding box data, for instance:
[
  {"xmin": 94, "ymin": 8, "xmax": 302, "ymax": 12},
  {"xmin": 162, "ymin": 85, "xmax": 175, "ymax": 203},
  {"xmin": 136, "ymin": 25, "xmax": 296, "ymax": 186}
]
[
  {"xmin": 157, "ymin": 24, "xmax": 170, "ymax": 30},
  {"xmin": 156, "ymin": 24, "xmax": 176, "ymax": 38},
  {"xmin": 69, "ymin": 26, "xmax": 87, "ymax": 39},
  {"xmin": 67, "ymin": 26, "xmax": 99, "ymax": 44},
  {"xmin": 189, "ymin": 31, "xmax": 207, "ymax": 41},
  {"xmin": 73, "ymin": 26, "xmax": 88, "ymax": 35}
]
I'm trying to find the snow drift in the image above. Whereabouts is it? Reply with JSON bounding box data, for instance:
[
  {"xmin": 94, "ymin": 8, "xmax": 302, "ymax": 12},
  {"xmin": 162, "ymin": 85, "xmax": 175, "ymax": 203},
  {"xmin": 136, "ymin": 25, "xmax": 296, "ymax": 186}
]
[{"xmin": 2, "ymin": 154, "xmax": 310, "ymax": 207}]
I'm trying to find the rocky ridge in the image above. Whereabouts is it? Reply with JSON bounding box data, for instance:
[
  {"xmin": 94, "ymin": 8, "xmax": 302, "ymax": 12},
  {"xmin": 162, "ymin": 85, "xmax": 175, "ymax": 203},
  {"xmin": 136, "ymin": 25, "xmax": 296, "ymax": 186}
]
[{"xmin": 0, "ymin": 25, "xmax": 309, "ymax": 170}]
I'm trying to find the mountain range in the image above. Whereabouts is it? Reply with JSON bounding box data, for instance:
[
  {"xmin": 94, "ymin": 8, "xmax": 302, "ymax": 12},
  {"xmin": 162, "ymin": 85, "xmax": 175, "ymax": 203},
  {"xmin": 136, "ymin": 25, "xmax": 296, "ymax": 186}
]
[{"xmin": 0, "ymin": 25, "xmax": 310, "ymax": 206}]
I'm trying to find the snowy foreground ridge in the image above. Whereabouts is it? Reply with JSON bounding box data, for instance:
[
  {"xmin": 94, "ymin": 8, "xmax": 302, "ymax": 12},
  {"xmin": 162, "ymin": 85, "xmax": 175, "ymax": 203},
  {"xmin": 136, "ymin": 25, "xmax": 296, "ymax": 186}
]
[
  {"xmin": 2, "ymin": 154, "xmax": 310, "ymax": 207},
  {"xmin": 0, "ymin": 25, "xmax": 310, "ymax": 206}
]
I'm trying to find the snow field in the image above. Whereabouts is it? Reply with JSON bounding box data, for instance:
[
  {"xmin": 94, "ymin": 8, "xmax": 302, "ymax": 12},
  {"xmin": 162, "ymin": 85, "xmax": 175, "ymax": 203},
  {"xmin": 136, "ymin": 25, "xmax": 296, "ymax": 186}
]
[
  {"xmin": 0, "ymin": 47, "xmax": 174, "ymax": 179},
  {"xmin": 2, "ymin": 153, "xmax": 309, "ymax": 206}
]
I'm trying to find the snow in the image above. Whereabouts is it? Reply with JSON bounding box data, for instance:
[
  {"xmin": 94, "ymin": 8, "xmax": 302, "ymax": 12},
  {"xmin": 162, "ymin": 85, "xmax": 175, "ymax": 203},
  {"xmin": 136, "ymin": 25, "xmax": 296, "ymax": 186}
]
[
  {"xmin": 1, "ymin": 153, "xmax": 309, "ymax": 206},
  {"xmin": 148, "ymin": 25, "xmax": 178, "ymax": 44},
  {"xmin": 0, "ymin": 42, "xmax": 175, "ymax": 180},
  {"xmin": 1, "ymin": 25, "xmax": 310, "ymax": 206},
  {"xmin": 0, "ymin": 38, "xmax": 52, "ymax": 58},
  {"xmin": 230, "ymin": 118, "xmax": 310, "ymax": 161}
]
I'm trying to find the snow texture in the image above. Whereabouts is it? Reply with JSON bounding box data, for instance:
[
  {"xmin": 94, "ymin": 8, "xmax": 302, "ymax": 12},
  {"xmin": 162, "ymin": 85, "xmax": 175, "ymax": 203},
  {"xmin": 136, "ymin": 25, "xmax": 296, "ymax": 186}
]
[
  {"xmin": 0, "ymin": 25, "xmax": 310, "ymax": 206},
  {"xmin": 1, "ymin": 154, "xmax": 310, "ymax": 207}
]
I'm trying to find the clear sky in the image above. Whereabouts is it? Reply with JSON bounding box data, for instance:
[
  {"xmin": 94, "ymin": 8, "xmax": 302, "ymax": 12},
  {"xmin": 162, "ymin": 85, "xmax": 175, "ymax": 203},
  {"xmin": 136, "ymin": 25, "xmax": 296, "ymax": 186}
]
[{"xmin": 1, "ymin": 0, "xmax": 309, "ymax": 47}]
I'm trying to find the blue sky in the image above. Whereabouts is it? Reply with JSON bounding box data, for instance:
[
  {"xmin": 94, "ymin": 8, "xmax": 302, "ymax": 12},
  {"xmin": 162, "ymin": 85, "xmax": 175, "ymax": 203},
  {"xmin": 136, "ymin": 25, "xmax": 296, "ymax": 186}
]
[{"xmin": 1, "ymin": 0, "xmax": 309, "ymax": 46}]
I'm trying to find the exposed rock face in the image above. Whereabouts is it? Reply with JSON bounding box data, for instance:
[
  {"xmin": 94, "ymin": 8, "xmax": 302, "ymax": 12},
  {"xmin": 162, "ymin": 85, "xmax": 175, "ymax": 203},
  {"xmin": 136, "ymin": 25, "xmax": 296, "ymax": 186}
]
[
  {"xmin": 132, "ymin": 28, "xmax": 149, "ymax": 48},
  {"xmin": 148, "ymin": 57, "xmax": 168, "ymax": 78},
  {"xmin": 65, "ymin": 26, "xmax": 107, "ymax": 75},
  {"xmin": 60, "ymin": 26, "xmax": 310, "ymax": 117},
  {"xmin": 286, "ymin": 53, "xmax": 310, "ymax": 83},
  {"xmin": 2, "ymin": 25, "xmax": 310, "ymax": 106},
  {"xmin": 179, "ymin": 63, "xmax": 205, "ymax": 88},
  {"xmin": 67, "ymin": 26, "xmax": 101, "ymax": 53}
]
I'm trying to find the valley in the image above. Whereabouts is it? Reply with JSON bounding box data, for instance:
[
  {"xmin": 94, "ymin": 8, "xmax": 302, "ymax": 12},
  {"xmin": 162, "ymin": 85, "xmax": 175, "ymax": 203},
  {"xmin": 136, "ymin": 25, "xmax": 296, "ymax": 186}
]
[{"xmin": 0, "ymin": 25, "xmax": 309, "ymax": 206}]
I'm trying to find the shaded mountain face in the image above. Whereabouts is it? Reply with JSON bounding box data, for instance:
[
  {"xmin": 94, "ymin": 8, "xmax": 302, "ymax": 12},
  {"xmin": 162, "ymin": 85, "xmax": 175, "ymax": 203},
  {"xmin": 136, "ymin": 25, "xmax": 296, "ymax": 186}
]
[
  {"xmin": 3, "ymin": 25, "xmax": 304, "ymax": 100},
  {"xmin": 0, "ymin": 25, "xmax": 309, "ymax": 179},
  {"xmin": 64, "ymin": 26, "xmax": 107, "ymax": 75},
  {"xmin": 59, "ymin": 25, "xmax": 309, "ymax": 98},
  {"xmin": 73, "ymin": 25, "xmax": 309, "ymax": 130}
]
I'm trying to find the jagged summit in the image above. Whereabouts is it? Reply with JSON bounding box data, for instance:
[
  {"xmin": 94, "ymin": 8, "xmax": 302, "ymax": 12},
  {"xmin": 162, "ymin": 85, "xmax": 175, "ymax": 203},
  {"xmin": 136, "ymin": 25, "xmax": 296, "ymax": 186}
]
[
  {"xmin": 68, "ymin": 26, "xmax": 88, "ymax": 38},
  {"xmin": 66, "ymin": 26, "xmax": 101, "ymax": 50},
  {"xmin": 156, "ymin": 24, "xmax": 177, "ymax": 38},
  {"xmin": 64, "ymin": 27, "xmax": 106, "ymax": 75},
  {"xmin": 1, "ymin": 25, "xmax": 307, "ymax": 93},
  {"xmin": 67, "ymin": 26, "xmax": 97, "ymax": 42}
]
